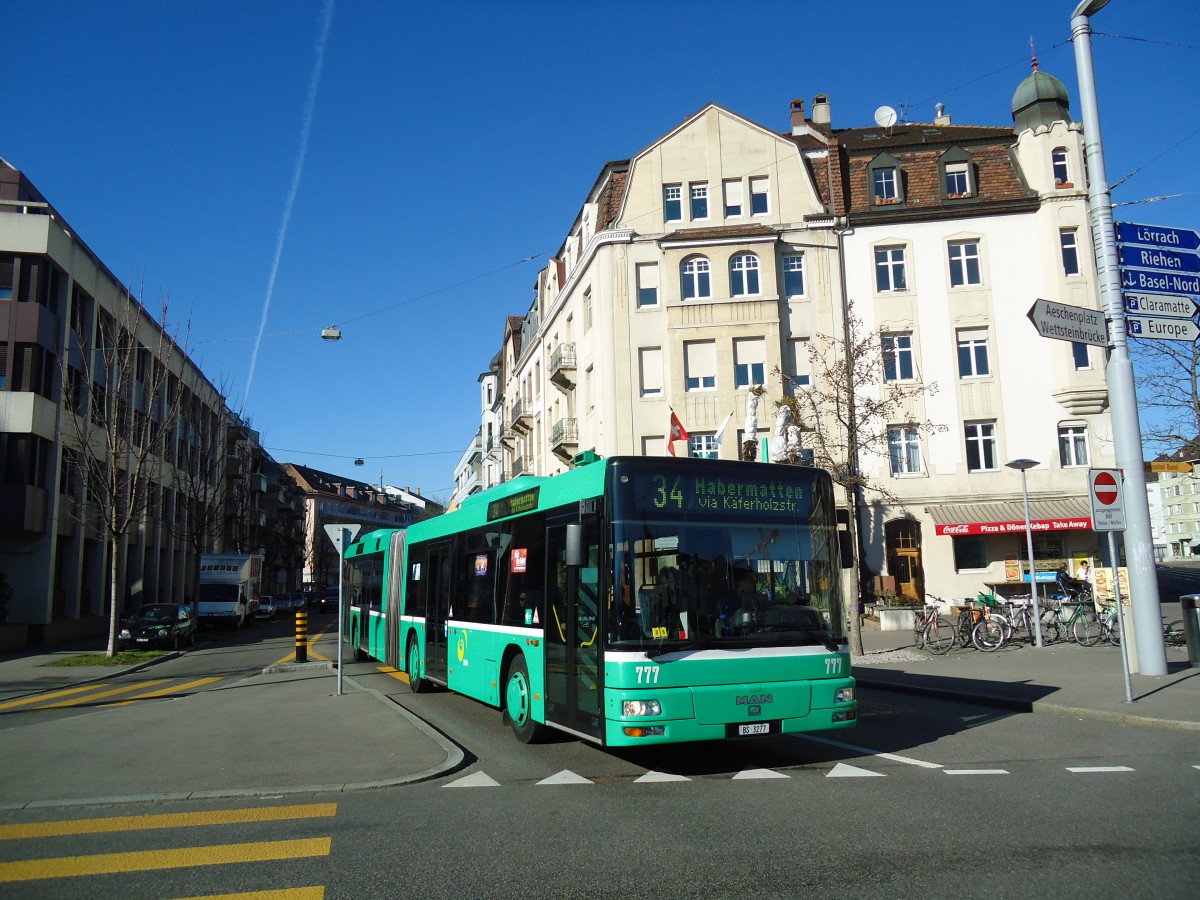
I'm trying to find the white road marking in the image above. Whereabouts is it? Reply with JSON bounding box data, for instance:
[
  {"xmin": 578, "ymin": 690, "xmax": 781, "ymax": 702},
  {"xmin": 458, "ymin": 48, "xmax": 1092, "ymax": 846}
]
[
  {"xmin": 537, "ymin": 769, "xmax": 594, "ymax": 785},
  {"xmin": 732, "ymin": 766, "xmax": 789, "ymax": 780},
  {"xmin": 444, "ymin": 771, "xmax": 500, "ymax": 788},
  {"xmin": 943, "ymin": 769, "xmax": 1010, "ymax": 775},
  {"xmin": 798, "ymin": 734, "xmax": 944, "ymax": 769},
  {"xmin": 827, "ymin": 763, "xmax": 886, "ymax": 778},
  {"xmin": 1065, "ymin": 766, "xmax": 1135, "ymax": 773},
  {"xmin": 635, "ymin": 771, "xmax": 691, "ymax": 783}
]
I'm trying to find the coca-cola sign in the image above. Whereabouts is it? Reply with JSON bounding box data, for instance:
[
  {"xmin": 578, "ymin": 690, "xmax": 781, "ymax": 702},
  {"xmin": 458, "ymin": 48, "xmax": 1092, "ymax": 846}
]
[{"xmin": 935, "ymin": 518, "xmax": 1091, "ymax": 536}]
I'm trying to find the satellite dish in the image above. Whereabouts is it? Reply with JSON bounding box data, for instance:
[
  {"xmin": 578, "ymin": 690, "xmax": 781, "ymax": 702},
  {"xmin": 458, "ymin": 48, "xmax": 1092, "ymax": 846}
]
[{"xmin": 874, "ymin": 105, "xmax": 898, "ymax": 128}]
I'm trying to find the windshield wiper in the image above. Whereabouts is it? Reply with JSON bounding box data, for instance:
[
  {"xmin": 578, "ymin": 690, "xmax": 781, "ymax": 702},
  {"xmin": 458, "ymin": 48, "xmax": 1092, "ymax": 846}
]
[{"xmin": 645, "ymin": 639, "xmax": 711, "ymax": 660}]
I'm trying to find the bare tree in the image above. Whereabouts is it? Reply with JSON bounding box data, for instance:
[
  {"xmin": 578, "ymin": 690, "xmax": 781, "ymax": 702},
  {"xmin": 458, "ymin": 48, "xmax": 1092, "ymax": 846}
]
[
  {"xmin": 772, "ymin": 300, "xmax": 946, "ymax": 656},
  {"xmin": 61, "ymin": 289, "xmax": 188, "ymax": 656},
  {"xmin": 1130, "ymin": 337, "xmax": 1200, "ymax": 455}
]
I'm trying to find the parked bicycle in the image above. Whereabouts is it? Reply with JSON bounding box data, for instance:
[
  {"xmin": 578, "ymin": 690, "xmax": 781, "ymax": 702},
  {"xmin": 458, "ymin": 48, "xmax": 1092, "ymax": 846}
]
[
  {"xmin": 971, "ymin": 596, "xmax": 1044, "ymax": 651},
  {"xmin": 913, "ymin": 598, "xmax": 955, "ymax": 655}
]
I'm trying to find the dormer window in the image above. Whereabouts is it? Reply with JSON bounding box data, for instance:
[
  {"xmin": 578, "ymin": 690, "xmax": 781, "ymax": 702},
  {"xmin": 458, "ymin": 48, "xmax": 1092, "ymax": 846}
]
[
  {"xmin": 939, "ymin": 147, "xmax": 975, "ymax": 201},
  {"xmin": 868, "ymin": 153, "xmax": 904, "ymax": 207}
]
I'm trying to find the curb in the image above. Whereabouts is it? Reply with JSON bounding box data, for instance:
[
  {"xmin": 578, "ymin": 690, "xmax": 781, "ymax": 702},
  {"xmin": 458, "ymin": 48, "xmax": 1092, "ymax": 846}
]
[{"xmin": 854, "ymin": 673, "xmax": 1200, "ymax": 733}]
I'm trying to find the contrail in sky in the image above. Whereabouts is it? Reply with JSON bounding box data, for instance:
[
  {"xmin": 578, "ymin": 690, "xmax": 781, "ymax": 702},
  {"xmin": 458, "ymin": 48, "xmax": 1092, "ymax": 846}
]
[{"xmin": 245, "ymin": 0, "xmax": 335, "ymax": 402}]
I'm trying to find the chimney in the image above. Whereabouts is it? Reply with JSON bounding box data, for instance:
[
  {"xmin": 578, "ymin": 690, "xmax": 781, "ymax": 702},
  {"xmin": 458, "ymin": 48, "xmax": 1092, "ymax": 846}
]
[
  {"xmin": 812, "ymin": 93, "xmax": 831, "ymax": 126},
  {"xmin": 935, "ymin": 102, "xmax": 951, "ymax": 126},
  {"xmin": 790, "ymin": 98, "xmax": 806, "ymax": 134}
]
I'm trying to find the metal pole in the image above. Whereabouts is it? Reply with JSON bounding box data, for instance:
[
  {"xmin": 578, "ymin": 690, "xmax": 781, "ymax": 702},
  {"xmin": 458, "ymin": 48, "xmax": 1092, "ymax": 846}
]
[
  {"xmin": 336, "ymin": 526, "xmax": 346, "ymax": 696},
  {"xmin": 1071, "ymin": 1, "xmax": 1167, "ymax": 675},
  {"xmin": 1020, "ymin": 469, "xmax": 1045, "ymax": 647},
  {"xmin": 1108, "ymin": 530, "xmax": 1134, "ymax": 703}
]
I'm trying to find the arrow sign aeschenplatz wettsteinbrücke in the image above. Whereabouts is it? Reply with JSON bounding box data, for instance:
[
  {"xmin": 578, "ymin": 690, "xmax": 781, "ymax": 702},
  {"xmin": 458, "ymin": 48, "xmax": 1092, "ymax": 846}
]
[{"xmin": 1027, "ymin": 298, "xmax": 1109, "ymax": 347}]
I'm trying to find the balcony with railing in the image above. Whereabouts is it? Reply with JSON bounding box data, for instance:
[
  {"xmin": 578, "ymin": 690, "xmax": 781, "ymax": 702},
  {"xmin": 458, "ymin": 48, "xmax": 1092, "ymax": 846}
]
[
  {"xmin": 550, "ymin": 417, "xmax": 579, "ymax": 461},
  {"xmin": 550, "ymin": 342, "xmax": 577, "ymax": 390},
  {"xmin": 511, "ymin": 455, "xmax": 525, "ymax": 477},
  {"xmin": 510, "ymin": 397, "xmax": 532, "ymax": 435}
]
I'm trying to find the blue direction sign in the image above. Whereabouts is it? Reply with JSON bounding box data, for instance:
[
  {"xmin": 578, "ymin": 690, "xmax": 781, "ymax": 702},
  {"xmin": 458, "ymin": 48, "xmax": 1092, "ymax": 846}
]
[
  {"xmin": 1120, "ymin": 268, "xmax": 1200, "ymax": 297},
  {"xmin": 1116, "ymin": 222, "xmax": 1200, "ymax": 253},
  {"xmin": 1118, "ymin": 244, "xmax": 1200, "ymax": 274}
]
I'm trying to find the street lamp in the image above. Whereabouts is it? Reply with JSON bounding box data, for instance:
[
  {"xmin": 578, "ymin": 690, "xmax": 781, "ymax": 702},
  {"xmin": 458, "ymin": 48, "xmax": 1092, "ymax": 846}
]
[{"xmin": 1006, "ymin": 458, "xmax": 1045, "ymax": 647}]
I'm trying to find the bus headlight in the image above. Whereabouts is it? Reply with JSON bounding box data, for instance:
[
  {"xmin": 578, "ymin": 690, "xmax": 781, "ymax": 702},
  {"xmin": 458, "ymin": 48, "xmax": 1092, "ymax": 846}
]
[
  {"xmin": 835, "ymin": 688, "xmax": 855, "ymax": 703},
  {"xmin": 622, "ymin": 699, "xmax": 661, "ymax": 717}
]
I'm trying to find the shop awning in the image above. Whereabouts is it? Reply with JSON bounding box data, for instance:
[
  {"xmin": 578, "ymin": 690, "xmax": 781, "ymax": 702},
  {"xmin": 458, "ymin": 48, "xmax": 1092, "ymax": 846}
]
[{"xmin": 928, "ymin": 498, "xmax": 1092, "ymax": 536}]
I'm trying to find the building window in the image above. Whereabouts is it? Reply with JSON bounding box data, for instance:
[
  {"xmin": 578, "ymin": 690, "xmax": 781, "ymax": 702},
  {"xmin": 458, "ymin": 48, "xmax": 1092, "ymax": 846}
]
[
  {"xmin": 729, "ymin": 254, "xmax": 760, "ymax": 296},
  {"xmin": 945, "ymin": 162, "xmax": 970, "ymax": 196},
  {"xmin": 636, "ymin": 263, "xmax": 659, "ymax": 308},
  {"xmin": 875, "ymin": 245, "xmax": 908, "ymax": 292},
  {"xmin": 685, "ymin": 341, "xmax": 717, "ymax": 391},
  {"xmin": 888, "ymin": 426, "xmax": 922, "ymax": 475},
  {"xmin": 873, "ymin": 167, "xmax": 899, "ymax": 202},
  {"xmin": 965, "ymin": 421, "xmax": 998, "ymax": 472},
  {"xmin": 953, "ymin": 535, "xmax": 987, "ymax": 570},
  {"xmin": 638, "ymin": 348, "xmax": 662, "ymax": 396},
  {"xmin": 1052, "ymin": 148, "xmax": 1070, "ymax": 185},
  {"xmin": 690, "ymin": 183, "xmax": 708, "ymax": 220},
  {"xmin": 664, "ymin": 185, "xmax": 682, "ymax": 222},
  {"xmin": 749, "ymin": 176, "xmax": 769, "ymax": 215},
  {"xmin": 948, "ymin": 240, "xmax": 982, "ymax": 287},
  {"xmin": 787, "ymin": 337, "xmax": 811, "ymax": 387},
  {"xmin": 1061, "ymin": 229, "xmax": 1080, "ymax": 276},
  {"xmin": 881, "ymin": 333, "xmax": 914, "ymax": 382},
  {"xmin": 783, "ymin": 254, "xmax": 805, "ymax": 297},
  {"xmin": 689, "ymin": 433, "xmax": 718, "ymax": 458},
  {"xmin": 723, "ymin": 179, "xmax": 743, "ymax": 217},
  {"xmin": 1059, "ymin": 425, "xmax": 1089, "ymax": 467},
  {"xmin": 680, "ymin": 256, "xmax": 711, "ymax": 300},
  {"xmin": 1072, "ymin": 342, "xmax": 1090, "ymax": 369},
  {"xmin": 957, "ymin": 330, "xmax": 990, "ymax": 378},
  {"xmin": 734, "ymin": 337, "xmax": 766, "ymax": 388}
]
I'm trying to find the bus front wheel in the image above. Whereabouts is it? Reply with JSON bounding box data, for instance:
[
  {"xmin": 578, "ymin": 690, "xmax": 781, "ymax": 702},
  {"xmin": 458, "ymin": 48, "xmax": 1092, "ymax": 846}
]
[
  {"xmin": 503, "ymin": 655, "xmax": 545, "ymax": 744},
  {"xmin": 406, "ymin": 635, "xmax": 427, "ymax": 693}
]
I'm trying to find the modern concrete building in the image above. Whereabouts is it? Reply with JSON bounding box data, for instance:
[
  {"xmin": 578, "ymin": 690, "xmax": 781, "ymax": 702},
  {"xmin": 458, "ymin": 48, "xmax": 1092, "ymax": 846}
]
[
  {"xmin": 480, "ymin": 66, "xmax": 1116, "ymax": 605},
  {"xmin": 0, "ymin": 159, "xmax": 285, "ymax": 647}
]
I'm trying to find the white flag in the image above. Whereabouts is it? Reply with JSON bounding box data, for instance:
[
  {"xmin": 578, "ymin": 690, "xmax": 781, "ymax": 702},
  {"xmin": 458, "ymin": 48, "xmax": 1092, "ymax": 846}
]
[{"xmin": 711, "ymin": 411, "xmax": 735, "ymax": 457}]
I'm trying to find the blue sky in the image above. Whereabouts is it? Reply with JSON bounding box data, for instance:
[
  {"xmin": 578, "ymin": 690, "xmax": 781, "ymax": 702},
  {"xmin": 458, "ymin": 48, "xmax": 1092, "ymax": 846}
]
[{"xmin": 4, "ymin": 1, "xmax": 1197, "ymax": 504}]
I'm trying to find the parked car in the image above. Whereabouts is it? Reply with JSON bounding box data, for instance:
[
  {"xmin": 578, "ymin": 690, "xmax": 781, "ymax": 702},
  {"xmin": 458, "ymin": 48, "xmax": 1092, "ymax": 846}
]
[
  {"xmin": 302, "ymin": 591, "xmax": 320, "ymax": 610},
  {"xmin": 117, "ymin": 604, "xmax": 197, "ymax": 651},
  {"xmin": 254, "ymin": 596, "xmax": 279, "ymax": 621},
  {"xmin": 289, "ymin": 593, "xmax": 307, "ymax": 612},
  {"xmin": 318, "ymin": 589, "xmax": 339, "ymax": 614}
]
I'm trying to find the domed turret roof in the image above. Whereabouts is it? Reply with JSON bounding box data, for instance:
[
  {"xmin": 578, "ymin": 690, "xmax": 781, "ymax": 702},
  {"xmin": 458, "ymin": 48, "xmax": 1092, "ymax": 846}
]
[{"xmin": 1012, "ymin": 67, "xmax": 1072, "ymax": 131}]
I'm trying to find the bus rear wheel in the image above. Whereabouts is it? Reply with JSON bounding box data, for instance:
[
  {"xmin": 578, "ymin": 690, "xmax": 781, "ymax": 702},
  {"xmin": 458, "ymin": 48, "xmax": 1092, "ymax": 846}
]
[
  {"xmin": 406, "ymin": 634, "xmax": 427, "ymax": 693},
  {"xmin": 503, "ymin": 655, "xmax": 545, "ymax": 744}
]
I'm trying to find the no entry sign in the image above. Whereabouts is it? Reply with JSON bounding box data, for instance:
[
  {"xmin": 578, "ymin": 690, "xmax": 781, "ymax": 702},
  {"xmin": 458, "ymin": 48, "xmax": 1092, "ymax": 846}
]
[{"xmin": 1088, "ymin": 468, "xmax": 1126, "ymax": 532}]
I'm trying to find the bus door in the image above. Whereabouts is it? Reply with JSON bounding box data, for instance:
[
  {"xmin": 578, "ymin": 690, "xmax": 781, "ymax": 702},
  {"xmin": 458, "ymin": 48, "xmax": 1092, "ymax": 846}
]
[
  {"xmin": 424, "ymin": 541, "xmax": 452, "ymax": 684},
  {"xmin": 544, "ymin": 520, "xmax": 603, "ymax": 740}
]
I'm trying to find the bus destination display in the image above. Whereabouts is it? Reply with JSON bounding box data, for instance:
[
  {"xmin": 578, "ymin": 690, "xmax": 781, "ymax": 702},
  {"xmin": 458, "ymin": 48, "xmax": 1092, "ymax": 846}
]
[
  {"xmin": 487, "ymin": 486, "xmax": 541, "ymax": 521},
  {"xmin": 631, "ymin": 471, "xmax": 808, "ymax": 515}
]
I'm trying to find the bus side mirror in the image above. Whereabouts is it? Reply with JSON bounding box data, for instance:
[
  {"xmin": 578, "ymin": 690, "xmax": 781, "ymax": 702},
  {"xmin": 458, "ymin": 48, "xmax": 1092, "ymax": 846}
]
[
  {"xmin": 839, "ymin": 531, "xmax": 854, "ymax": 568},
  {"xmin": 565, "ymin": 522, "xmax": 585, "ymax": 567}
]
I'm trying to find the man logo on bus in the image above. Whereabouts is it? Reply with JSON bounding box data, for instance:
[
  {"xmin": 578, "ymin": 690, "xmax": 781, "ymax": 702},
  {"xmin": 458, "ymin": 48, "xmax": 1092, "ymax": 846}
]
[{"xmin": 736, "ymin": 694, "xmax": 772, "ymax": 705}]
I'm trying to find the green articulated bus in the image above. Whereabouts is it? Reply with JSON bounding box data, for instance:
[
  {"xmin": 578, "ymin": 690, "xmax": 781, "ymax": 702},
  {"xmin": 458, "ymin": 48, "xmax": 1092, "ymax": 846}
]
[{"xmin": 343, "ymin": 454, "xmax": 856, "ymax": 746}]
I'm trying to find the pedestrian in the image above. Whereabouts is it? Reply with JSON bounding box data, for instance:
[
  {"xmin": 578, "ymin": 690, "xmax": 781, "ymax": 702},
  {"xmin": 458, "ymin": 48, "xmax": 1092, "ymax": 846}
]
[{"xmin": 1076, "ymin": 559, "xmax": 1091, "ymax": 585}]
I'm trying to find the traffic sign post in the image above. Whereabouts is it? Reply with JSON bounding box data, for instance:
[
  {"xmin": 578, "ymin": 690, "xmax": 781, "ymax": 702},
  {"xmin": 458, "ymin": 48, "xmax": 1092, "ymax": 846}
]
[
  {"xmin": 1116, "ymin": 222, "xmax": 1200, "ymax": 253},
  {"xmin": 324, "ymin": 523, "xmax": 362, "ymax": 695}
]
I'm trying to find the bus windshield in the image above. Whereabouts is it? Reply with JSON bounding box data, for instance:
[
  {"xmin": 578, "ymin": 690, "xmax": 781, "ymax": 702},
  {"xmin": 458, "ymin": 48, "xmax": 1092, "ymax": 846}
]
[{"xmin": 607, "ymin": 461, "xmax": 845, "ymax": 653}]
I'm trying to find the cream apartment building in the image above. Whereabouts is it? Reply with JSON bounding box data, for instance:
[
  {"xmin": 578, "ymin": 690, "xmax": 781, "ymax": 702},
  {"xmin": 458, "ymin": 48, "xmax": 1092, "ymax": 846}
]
[{"xmin": 482, "ymin": 67, "xmax": 1115, "ymax": 604}]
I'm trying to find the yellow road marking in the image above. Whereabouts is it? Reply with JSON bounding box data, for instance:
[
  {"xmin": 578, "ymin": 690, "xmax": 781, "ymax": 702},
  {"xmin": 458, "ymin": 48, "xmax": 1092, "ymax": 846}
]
[
  {"xmin": 0, "ymin": 684, "xmax": 104, "ymax": 711},
  {"xmin": 171, "ymin": 889, "xmax": 324, "ymax": 900},
  {"xmin": 271, "ymin": 625, "xmax": 334, "ymax": 668},
  {"xmin": 0, "ymin": 803, "xmax": 338, "ymax": 841},
  {"xmin": 378, "ymin": 666, "xmax": 410, "ymax": 684},
  {"xmin": 104, "ymin": 676, "xmax": 226, "ymax": 707},
  {"xmin": 0, "ymin": 838, "xmax": 331, "ymax": 882},
  {"xmin": 35, "ymin": 679, "xmax": 171, "ymax": 710}
]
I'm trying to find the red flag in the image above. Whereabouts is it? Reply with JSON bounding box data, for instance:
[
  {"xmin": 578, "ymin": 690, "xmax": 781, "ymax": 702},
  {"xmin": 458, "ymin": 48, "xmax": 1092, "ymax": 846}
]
[{"xmin": 668, "ymin": 408, "xmax": 689, "ymax": 456}]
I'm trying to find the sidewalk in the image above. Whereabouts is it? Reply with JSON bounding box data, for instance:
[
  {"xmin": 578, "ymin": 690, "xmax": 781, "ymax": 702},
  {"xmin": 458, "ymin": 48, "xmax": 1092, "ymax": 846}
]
[
  {"xmin": 853, "ymin": 618, "xmax": 1200, "ymax": 732},
  {"xmin": 0, "ymin": 622, "xmax": 1196, "ymax": 810}
]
